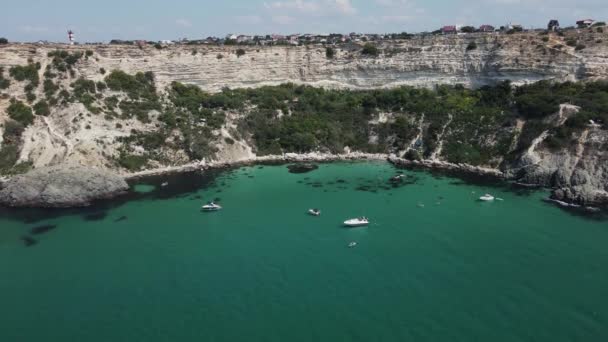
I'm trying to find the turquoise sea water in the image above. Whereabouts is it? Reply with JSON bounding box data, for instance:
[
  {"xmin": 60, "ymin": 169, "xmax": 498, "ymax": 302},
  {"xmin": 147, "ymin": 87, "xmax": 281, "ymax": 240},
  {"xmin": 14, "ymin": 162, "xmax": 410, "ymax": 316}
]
[{"xmin": 0, "ymin": 162, "xmax": 607, "ymax": 342}]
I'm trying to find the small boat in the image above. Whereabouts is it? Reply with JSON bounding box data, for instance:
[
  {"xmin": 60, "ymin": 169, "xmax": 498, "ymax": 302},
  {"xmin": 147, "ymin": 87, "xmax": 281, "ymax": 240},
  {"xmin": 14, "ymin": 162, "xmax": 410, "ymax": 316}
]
[
  {"xmin": 161, "ymin": 182, "xmax": 169, "ymax": 187},
  {"xmin": 308, "ymin": 209, "xmax": 321, "ymax": 216},
  {"xmin": 348, "ymin": 242, "xmax": 357, "ymax": 248},
  {"xmin": 344, "ymin": 217, "xmax": 369, "ymax": 227},
  {"xmin": 479, "ymin": 194, "xmax": 495, "ymax": 201},
  {"xmin": 201, "ymin": 202, "xmax": 222, "ymax": 211}
]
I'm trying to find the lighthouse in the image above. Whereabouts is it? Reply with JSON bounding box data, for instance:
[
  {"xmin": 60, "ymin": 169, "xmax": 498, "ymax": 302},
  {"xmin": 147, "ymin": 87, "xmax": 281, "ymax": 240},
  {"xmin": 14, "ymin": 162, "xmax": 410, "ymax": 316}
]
[{"xmin": 67, "ymin": 30, "xmax": 74, "ymax": 45}]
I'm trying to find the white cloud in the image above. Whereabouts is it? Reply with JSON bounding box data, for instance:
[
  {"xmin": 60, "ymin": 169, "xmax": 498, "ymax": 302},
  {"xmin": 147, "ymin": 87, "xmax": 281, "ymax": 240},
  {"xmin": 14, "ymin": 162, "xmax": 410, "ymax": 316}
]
[
  {"xmin": 332, "ymin": 0, "xmax": 356, "ymax": 14},
  {"xmin": 264, "ymin": 0, "xmax": 320, "ymax": 12},
  {"xmin": 381, "ymin": 15, "xmax": 414, "ymax": 23},
  {"xmin": 235, "ymin": 15, "xmax": 264, "ymax": 24},
  {"xmin": 263, "ymin": 0, "xmax": 356, "ymax": 15},
  {"xmin": 272, "ymin": 15, "xmax": 296, "ymax": 24},
  {"xmin": 375, "ymin": 0, "xmax": 412, "ymax": 6},
  {"xmin": 175, "ymin": 18, "xmax": 192, "ymax": 27},
  {"xmin": 19, "ymin": 25, "xmax": 49, "ymax": 33}
]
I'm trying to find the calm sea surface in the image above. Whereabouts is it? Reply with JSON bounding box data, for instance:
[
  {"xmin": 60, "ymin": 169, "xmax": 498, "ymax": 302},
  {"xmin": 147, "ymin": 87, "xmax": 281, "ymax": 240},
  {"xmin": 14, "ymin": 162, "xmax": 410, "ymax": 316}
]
[{"xmin": 1, "ymin": 162, "xmax": 607, "ymax": 342}]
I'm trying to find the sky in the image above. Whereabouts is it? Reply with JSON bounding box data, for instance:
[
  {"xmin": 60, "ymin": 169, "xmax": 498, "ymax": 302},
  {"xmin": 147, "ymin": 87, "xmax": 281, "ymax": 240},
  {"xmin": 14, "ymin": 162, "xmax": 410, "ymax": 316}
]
[{"xmin": 1, "ymin": 0, "xmax": 607, "ymax": 42}]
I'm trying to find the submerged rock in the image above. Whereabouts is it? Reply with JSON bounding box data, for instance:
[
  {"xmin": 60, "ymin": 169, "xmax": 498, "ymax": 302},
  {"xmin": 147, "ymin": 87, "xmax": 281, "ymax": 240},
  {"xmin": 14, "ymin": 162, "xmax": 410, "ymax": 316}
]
[
  {"xmin": 30, "ymin": 224, "xmax": 57, "ymax": 235},
  {"xmin": 287, "ymin": 164, "xmax": 319, "ymax": 174},
  {"xmin": 0, "ymin": 166, "xmax": 129, "ymax": 208},
  {"xmin": 21, "ymin": 236, "xmax": 37, "ymax": 247}
]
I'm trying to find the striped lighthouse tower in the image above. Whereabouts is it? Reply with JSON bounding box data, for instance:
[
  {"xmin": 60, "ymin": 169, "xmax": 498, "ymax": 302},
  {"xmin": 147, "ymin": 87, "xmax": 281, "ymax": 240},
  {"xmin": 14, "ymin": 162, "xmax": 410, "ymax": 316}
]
[{"xmin": 67, "ymin": 30, "xmax": 74, "ymax": 45}]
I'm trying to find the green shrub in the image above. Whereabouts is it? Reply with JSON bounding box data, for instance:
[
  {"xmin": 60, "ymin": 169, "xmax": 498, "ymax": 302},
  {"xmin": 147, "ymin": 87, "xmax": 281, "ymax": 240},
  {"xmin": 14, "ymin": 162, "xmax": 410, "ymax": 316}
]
[
  {"xmin": 117, "ymin": 153, "xmax": 149, "ymax": 171},
  {"xmin": 96, "ymin": 81, "xmax": 107, "ymax": 91},
  {"xmin": 48, "ymin": 50, "xmax": 82, "ymax": 72},
  {"xmin": 575, "ymin": 44, "xmax": 586, "ymax": 51},
  {"xmin": 85, "ymin": 50, "xmax": 94, "ymax": 57},
  {"xmin": 542, "ymin": 36, "xmax": 549, "ymax": 42},
  {"xmin": 191, "ymin": 49, "xmax": 198, "ymax": 55},
  {"xmin": 33, "ymin": 100, "xmax": 50, "ymax": 116},
  {"xmin": 9, "ymin": 64, "xmax": 39, "ymax": 85},
  {"xmin": 565, "ymin": 38, "xmax": 577, "ymax": 47},
  {"xmin": 0, "ymin": 145, "xmax": 19, "ymax": 173},
  {"xmin": 105, "ymin": 70, "xmax": 157, "ymax": 100},
  {"xmin": 466, "ymin": 41, "xmax": 478, "ymax": 51},
  {"xmin": 154, "ymin": 43, "xmax": 162, "ymax": 50},
  {"xmin": 43, "ymin": 79, "xmax": 59, "ymax": 97},
  {"xmin": 325, "ymin": 47, "xmax": 335, "ymax": 59},
  {"xmin": 217, "ymin": 54, "xmax": 223, "ymax": 59},
  {"xmin": 2, "ymin": 120, "xmax": 25, "ymax": 143},
  {"xmin": 0, "ymin": 79, "xmax": 9, "ymax": 89},
  {"xmin": 236, "ymin": 49, "xmax": 246, "ymax": 57},
  {"xmin": 26, "ymin": 92, "xmax": 36, "ymax": 103},
  {"xmin": 361, "ymin": 43, "xmax": 379, "ymax": 57},
  {"xmin": 99, "ymin": 67, "xmax": 106, "ymax": 74},
  {"xmin": 7, "ymin": 100, "xmax": 34, "ymax": 126},
  {"xmin": 0, "ymin": 37, "xmax": 8, "ymax": 45}
]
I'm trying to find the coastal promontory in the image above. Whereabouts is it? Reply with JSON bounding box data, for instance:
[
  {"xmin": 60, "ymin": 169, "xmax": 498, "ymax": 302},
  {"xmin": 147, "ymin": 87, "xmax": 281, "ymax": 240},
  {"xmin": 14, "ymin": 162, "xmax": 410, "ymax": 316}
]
[{"xmin": 0, "ymin": 165, "xmax": 128, "ymax": 207}]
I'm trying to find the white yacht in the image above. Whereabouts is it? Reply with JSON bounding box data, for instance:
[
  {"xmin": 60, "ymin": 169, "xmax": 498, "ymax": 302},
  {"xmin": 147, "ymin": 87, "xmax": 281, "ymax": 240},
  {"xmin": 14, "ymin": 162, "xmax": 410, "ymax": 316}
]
[
  {"xmin": 201, "ymin": 202, "xmax": 222, "ymax": 211},
  {"xmin": 479, "ymin": 194, "xmax": 495, "ymax": 201},
  {"xmin": 308, "ymin": 209, "xmax": 321, "ymax": 216},
  {"xmin": 348, "ymin": 242, "xmax": 357, "ymax": 248},
  {"xmin": 344, "ymin": 217, "xmax": 369, "ymax": 227}
]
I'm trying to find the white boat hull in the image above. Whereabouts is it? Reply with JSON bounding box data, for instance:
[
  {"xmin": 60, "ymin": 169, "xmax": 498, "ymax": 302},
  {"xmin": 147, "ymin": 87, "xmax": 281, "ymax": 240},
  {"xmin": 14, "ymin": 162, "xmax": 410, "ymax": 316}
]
[{"xmin": 344, "ymin": 219, "xmax": 369, "ymax": 227}]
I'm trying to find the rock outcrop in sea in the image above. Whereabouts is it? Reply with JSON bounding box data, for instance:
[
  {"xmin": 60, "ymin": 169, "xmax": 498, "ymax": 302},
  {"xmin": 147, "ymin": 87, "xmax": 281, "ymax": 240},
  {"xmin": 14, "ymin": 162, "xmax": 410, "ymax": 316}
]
[{"xmin": 0, "ymin": 166, "xmax": 128, "ymax": 208}]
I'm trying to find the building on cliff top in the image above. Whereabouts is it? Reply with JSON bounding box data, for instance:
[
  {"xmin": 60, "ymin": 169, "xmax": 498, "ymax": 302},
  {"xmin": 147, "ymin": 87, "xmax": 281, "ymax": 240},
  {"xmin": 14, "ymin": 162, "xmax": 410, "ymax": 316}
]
[
  {"xmin": 576, "ymin": 19, "xmax": 595, "ymax": 28},
  {"xmin": 548, "ymin": 20, "xmax": 560, "ymax": 31},
  {"xmin": 442, "ymin": 26, "xmax": 457, "ymax": 34}
]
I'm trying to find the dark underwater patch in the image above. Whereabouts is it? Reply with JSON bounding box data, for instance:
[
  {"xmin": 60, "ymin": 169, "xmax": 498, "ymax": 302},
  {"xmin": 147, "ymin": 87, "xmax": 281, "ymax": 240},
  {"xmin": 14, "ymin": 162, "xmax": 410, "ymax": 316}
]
[
  {"xmin": 83, "ymin": 212, "xmax": 108, "ymax": 221},
  {"xmin": 21, "ymin": 236, "xmax": 37, "ymax": 247},
  {"xmin": 30, "ymin": 224, "xmax": 57, "ymax": 235},
  {"xmin": 287, "ymin": 164, "xmax": 319, "ymax": 174},
  {"xmin": 114, "ymin": 216, "xmax": 128, "ymax": 222}
]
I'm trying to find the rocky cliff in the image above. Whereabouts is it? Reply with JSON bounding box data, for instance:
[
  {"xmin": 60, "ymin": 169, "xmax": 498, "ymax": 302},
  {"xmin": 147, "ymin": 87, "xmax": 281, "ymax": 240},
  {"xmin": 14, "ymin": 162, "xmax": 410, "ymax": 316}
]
[
  {"xmin": 1, "ymin": 30, "xmax": 608, "ymax": 92},
  {"xmin": 0, "ymin": 30, "xmax": 607, "ymax": 208}
]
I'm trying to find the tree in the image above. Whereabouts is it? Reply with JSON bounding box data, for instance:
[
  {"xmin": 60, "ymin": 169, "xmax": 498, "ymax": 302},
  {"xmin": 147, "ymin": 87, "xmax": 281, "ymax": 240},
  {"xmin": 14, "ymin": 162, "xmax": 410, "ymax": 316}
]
[
  {"xmin": 0, "ymin": 37, "xmax": 7, "ymax": 44},
  {"xmin": 361, "ymin": 43, "xmax": 379, "ymax": 57},
  {"xmin": 325, "ymin": 47, "xmax": 335, "ymax": 59},
  {"xmin": 461, "ymin": 26, "xmax": 476, "ymax": 33},
  {"xmin": 154, "ymin": 43, "xmax": 162, "ymax": 50},
  {"xmin": 466, "ymin": 41, "xmax": 478, "ymax": 51}
]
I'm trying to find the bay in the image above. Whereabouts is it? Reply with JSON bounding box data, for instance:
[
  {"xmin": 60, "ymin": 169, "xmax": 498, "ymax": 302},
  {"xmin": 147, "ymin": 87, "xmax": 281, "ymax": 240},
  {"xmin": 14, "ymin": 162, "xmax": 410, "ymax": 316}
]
[{"xmin": 0, "ymin": 162, "xmax": 606, "ymax": 342}]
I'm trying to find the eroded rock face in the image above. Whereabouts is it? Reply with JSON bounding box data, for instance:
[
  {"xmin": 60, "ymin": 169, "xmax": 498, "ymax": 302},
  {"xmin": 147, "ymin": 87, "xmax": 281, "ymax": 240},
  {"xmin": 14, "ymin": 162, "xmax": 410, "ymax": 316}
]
[{"xmin": 0, "ymin": 166, "xmax": 128, "ymax": 208}]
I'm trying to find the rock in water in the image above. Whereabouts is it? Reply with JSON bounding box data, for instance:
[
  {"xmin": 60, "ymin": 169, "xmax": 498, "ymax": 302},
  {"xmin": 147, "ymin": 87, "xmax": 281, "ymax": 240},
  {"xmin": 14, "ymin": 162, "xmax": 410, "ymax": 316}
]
[
  {"xmin": 0, "ymin": 166, "xmax": 129, "ymax": 208},
  {"xmin": 287, "ymin": 164, "xmax": 319, "ymax": 174}
]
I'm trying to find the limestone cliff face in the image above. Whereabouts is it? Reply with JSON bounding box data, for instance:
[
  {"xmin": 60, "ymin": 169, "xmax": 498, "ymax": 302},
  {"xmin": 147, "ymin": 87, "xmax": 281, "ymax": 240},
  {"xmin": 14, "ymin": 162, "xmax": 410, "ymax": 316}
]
[{"xmin": 1, "ymin": 31, "xmax": 607, "ymax": 92}]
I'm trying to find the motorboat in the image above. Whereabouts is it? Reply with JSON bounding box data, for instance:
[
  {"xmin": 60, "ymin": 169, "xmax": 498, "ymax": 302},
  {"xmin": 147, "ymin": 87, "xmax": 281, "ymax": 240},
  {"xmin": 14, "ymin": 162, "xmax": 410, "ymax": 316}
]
[
  {"xmin": 348, "ymin": 242, "xmax": 357, "ymax": 248},
  {"xmin": 344, "ymin": 217, "xmax": 369, "ymax": 227},
  {"xmin": 479, "ymin": 194, "xmax": 495, "ymax": 201},
  {"xmin": 161, "ymin": 182, "xmax": 169, "ymax": 187},
  {"xmin": 201, "ymin": 202, "xmax": 222, "ymax": 211},
  {"xmin": 308, "ymin": 209, "xmax": 321, "ymax": 216}
]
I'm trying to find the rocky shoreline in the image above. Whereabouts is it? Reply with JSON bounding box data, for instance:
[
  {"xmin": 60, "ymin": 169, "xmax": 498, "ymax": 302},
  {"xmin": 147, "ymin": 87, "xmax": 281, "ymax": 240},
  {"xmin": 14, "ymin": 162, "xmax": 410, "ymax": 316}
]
[
  {"xmin": 1, "ymin": 152, "xmax": 605, "ymax": 210},
  {"xmin": 0, "ymin": 166, "xmax": 129, "ymax": 208}
]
